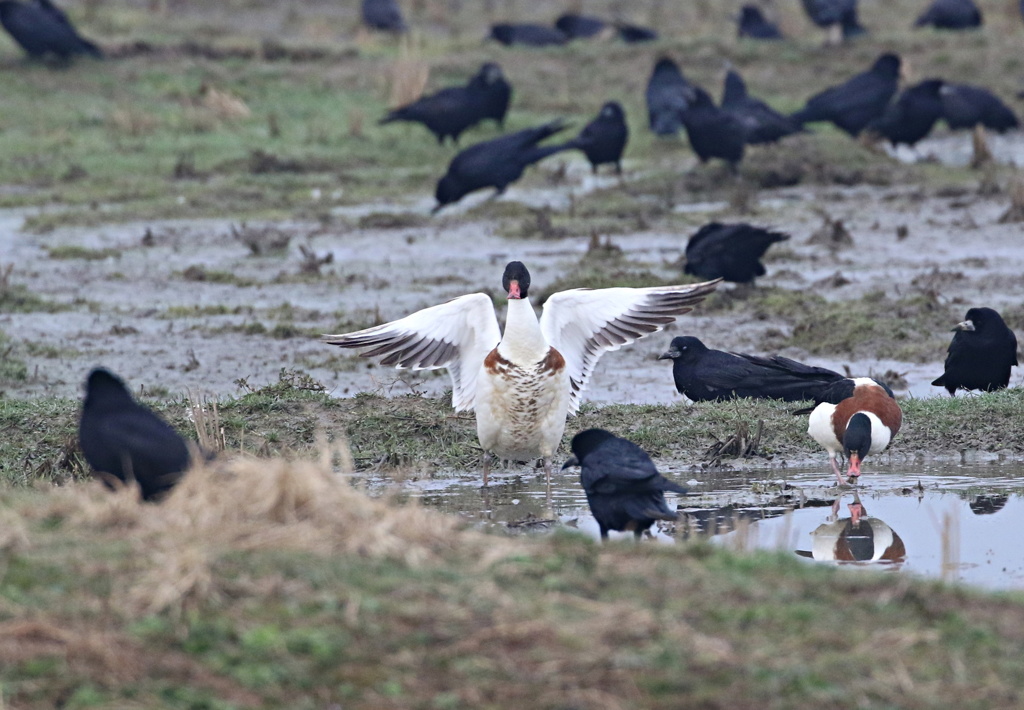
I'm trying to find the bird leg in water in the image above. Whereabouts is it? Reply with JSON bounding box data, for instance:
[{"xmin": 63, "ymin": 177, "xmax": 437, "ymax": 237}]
[
  {"xmin": 830, "ymin": 454, "xmax": 846, "ymax": 486},
  {"xmin": 543, "ymin": 457, "xmax": 552, "ymax": 505},
  {"xmin": 482, "ymin": 451, "xmax": 492, "ymax": 487}
]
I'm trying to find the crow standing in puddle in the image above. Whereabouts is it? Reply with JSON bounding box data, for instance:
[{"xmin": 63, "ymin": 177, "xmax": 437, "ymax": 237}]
[
  {"xmin": 78, "ymin": 368, "xmax": 192, "ymax": 502},
  {"xmin": 932, "ymin": 307, "xmax": 1018, "ymax": 395},
  {"xmin": 562, "ymin": 429, "xmax": 687, "ymax": 540}
]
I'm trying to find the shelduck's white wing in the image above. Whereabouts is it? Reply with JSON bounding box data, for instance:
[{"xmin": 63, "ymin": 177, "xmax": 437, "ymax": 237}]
[
  {"xmin": 322, "ymin": 293, "xmax": 500, "ymax": 412},
  {"xmin": 540, "ymin": 280, "xmax": 720, "ymax": 414}
]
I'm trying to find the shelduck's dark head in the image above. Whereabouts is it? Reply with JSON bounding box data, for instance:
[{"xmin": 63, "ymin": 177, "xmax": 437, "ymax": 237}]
[
  {"xmin": 502, "ymin": 261, "xmax": 531, "ymax": 299},
  {"xmin": 843, "ymin": 412, "xmax": 873, "ymax": 478}
]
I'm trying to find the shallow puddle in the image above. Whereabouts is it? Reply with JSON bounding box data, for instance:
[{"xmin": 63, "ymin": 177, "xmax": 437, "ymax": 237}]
[{"xmin": 410, "ymin": 460, "xmax": 1024, "ymax": 591}]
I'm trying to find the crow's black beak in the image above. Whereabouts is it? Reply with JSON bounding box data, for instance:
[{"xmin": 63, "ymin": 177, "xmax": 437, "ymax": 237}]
[
  {"xmin": 658, "ymin": 347, "xmax": 680, "ymax": 361},
  {"xmin": 561, "ymin": 456, "xmax": 580, "ymax": 470}
]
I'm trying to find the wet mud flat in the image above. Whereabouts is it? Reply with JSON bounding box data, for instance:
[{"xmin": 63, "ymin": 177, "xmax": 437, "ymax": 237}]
[{"xmin": 2, "ymin": 170, "xmax": 1023, "ymax": 404}]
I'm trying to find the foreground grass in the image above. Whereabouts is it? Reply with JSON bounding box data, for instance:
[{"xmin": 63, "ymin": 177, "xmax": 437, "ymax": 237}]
[
  {"xmin": 2, "ymin": 454, "xmax": 1024, "ymax": 709},
  {"xmin": 3, "ymin": 377, "xmax": 1023, "ymax": 486}
]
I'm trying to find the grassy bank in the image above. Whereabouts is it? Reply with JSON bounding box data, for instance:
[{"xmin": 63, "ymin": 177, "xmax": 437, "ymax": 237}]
[
  {"xmin": 2, "ymin": 453, "xmax": 1024, "ymax": 709},
  {"xmin": 3, "ymin": 375, "xmax": 1023, "ymax": 486}
]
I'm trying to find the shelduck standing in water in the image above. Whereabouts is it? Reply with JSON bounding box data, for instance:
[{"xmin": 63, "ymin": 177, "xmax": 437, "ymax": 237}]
[
  {"xmin": 803, "ymin": 377, "xmax": 902, "ymax": 484},
  {"xmin": 323, "ymin": 262, "xmax": 719, "ymax": 485}
]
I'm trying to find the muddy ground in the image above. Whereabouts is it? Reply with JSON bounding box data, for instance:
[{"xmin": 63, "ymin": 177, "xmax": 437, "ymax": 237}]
[
  {"xmin": 0, "ymin": 0, "xmax": 1022, "ymax": 416},
  {"xmin": 2, "ymin": 166, "xmax": 1023, "ymax": 404}
]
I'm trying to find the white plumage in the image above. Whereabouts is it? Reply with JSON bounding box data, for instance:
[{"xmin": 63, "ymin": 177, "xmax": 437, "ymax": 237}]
[{"xmin": 323, "ymin": 262, "xmax": 719, "ymax": 483}]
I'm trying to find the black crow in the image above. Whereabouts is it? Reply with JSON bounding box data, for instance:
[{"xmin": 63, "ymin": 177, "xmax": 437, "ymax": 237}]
[
  {"xmin": 680, "ymin": 87, "xmax": 746, "ymax": 170},
  {"xmin": 721, "ymin": 69, "xmax": 803, "ymax": 144},
  {"xmin": 78, "ymin": 368, "xmax": 192, "ymax": 502},
  {"xmin": 566, "ymin": 101, "xmax": 629, "ymax": 174},
  {"xmin": 477, "ymin": 62, "xmax": 513, "ymax": 128},
  {"xmin": 379, "ymin": 63, "xmax": 508, "ymax": 144},
  {"xmin": 361, "ymin": 0, "xmax": 407, "ymax": 32},
  {"xmin": 791, "ymin": 53, "xmax": 901, "ymax": 136},
  {"xmin": 683, "ymin": 222, "xmax": 789, "ymax": 283},
  {"xmin": 554, "ymin": 13, "xmax": 607, "ymax": 39},
  {"xmin": 659, "ymin": 336, "xmax": 844, "ymax": 402},
  {"xmin": 801, "ymin": 0, "xmax": 866, "ymax": 39},
  {"xmin": 914, "ymin": 0, "xmax": 982, "ymax": 29},
  {"xmin": 737, "ymin": 5, "xmax": 783, "ymax": 39},
  {"xmin": 562, "ymin": 429, "xmax": 687, "ymax": 540},
  {"xmin": 0, "ymin": 0, "xmax": 102, "ymax": 60},
  {"xmin": 617, "ymin": 23, "xmax": 658, "ymax": 43},
  {"xmin": 433, "ymin": 120, "xmax": 570, "ymax": 211},
  {"xmin": 940, "ymin": 83, "xmax": 1019, "ymax": 133},
  {"xmin": 932, "ymin": 307, "xmax": 1018, "ymax": 395},
  {"xmin": 646, "ymin": 58, "xmax": 692, "ymax": 136},
  {"xmin": 867, "ymin": 78, "xmax": 945, "ymax": 147},
  {"xmin": 488, "ymin": 23, "xmax": 567, "ymax": 47}
]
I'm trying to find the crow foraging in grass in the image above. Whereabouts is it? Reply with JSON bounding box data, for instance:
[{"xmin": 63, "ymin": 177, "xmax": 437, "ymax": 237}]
[
  {"xmin": 721, "ymin": 69, "xmax": 803, "ymax": 144},
  {"xmin": 914, "ymin": 0, "xmax": 982, "ymax": 29},
  {"xmin": 361, "ymin": 0, "xmax": 407, "ymax": 33},
  {"xmin": 0, "ymin": 0, "xmax": 102, "ymax": 60},
  {"xmin": 940, "ymin": 84, "xmax": 1019, "ymax": 132},
  {"xmin": 659, "ymin": 336, "xmax": 844, "ymax": 403},
  {"xmin": 433, "ymin": 120, "xmax": 571, "ymax": 211},
  {"xmin": 566, "ymin": 101, "xmax": 628, "ymax": 174},
  {"xmin": 680, "ymin": 87, "xmax": 746, "ymax": 170},
  {"xmin": 932, "ymin": 307, "xmax": 1018, "ymax": 395},
  {"xmin": 737, "ymin": 5, "xmax": 783, "ymax": 39},
  {"xmin": 379, "ymin": 63, "xmax": 510, "ymax": 144},
  {"xmin": 78, "ymin": 368, "xmax": 192, "ymax": 502},
  {"xmin": 488, "ymin": 23, "xmax": 567, "ymax": 46},
  {"xmin": 562, "ymin": 429, "xmax": 687, "ymax": 540},
  {"xmin": 646, "ymin": 58, "xmax": 692, "ymax": 136},
  {"xmin": 791, "ymin": 53, "xmax": 901, "ymax": 136},
  {"xmin": 683, "ymin": 222, "xmax": 789, "ymax": 283},
  {"xmin": 868, "ymin": 79, "xmax": 945, "ymax": 147}
]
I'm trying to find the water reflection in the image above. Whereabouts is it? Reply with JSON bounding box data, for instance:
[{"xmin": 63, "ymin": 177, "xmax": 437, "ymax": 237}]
[
  {"xmin": 794, "ymin": 493, "xmax": 907, "ymax": 566},
  {"xmin": 408, "ymin": 463, "xmax": 1024, "ymax": 590}
]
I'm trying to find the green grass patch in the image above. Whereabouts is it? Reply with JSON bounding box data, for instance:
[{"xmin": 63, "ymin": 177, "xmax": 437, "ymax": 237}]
[
  {"xmin": 46, "ymin": 245, "xmax": 122, "ymax": 261},
  {"xmin": 3, "ymin": 375, "xmax": 1023, "ymax": 487}
]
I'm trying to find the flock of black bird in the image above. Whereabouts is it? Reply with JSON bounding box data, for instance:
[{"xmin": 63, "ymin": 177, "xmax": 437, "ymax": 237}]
[{"xmin": 3, "ymin": 0, "xmax": 1020, "ymax": 539}]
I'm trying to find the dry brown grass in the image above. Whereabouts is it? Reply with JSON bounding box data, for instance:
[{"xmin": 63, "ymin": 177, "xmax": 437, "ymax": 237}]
[
  {"xmin": 107, "ymin": 106, "xmax": 161, "ymax": 137},
  {"xmin": 43, "ymin": 445, "xmax": 512, "ymax": 617},
  {"xmin": 999, "ymin": 178, "xmax": 1024, "ymax": 223},
  {"xmin": 386, "ymin": 48, "xmax": 430, "ymax": 109}
]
